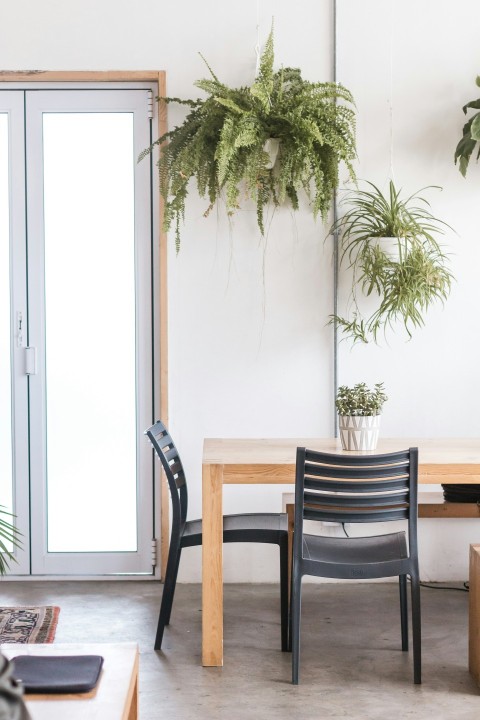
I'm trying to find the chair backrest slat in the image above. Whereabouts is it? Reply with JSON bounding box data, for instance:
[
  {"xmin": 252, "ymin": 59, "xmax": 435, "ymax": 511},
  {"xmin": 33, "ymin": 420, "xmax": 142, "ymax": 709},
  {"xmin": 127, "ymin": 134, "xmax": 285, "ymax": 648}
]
[
  {"xmin": 304, "ymin": 462, "xmax": 409, "ymax": 481},
  {"xmin": 304, "ymin": 477, "xmax": 409, "ymax": 493},
  {"xmin": 304, "ymin": 490, "xmax": 409, "ymax": 508},
  {"xmin": 305, "ymin": 449, "xmax": 410, "ymax": 465},
  {"xmin": 164, "ymin": 446, "xmax": 178, "ymax": 462},
  {"xmin": 303, "ymin": 507, "xmax": 409, "ymax": 523}
]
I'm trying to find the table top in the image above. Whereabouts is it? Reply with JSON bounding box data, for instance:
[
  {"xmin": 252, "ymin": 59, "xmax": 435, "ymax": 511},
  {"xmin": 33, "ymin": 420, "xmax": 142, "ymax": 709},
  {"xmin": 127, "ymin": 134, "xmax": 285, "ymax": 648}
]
[
  {"xmin": 203, "ymin": 437, "xmax": 480, "ymax": 465},
  {"xmin": 1, "ymin": 642, "xmax": 138, "ymax": 720},
  {"xmin": 203, "ymin": 438, "xmax": 480, "ymax": 485}
]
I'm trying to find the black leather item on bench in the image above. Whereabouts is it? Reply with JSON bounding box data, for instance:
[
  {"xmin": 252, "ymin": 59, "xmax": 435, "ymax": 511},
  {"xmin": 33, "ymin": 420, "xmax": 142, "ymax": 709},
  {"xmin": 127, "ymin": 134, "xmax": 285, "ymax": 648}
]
[
  {"xmin": 442, "ymin": 483, "xmax": 480, "ymax": 502},
  {"xmin": 12, "ymin": 655, "xmax": 104, "ymax": 694},
  {"xmin": 145, "ymin": 421, "xmax": 289, "ymax": 651},
  {"xmin": 290, "ymin": 447, "xmax": 421, "ymax": 685}
]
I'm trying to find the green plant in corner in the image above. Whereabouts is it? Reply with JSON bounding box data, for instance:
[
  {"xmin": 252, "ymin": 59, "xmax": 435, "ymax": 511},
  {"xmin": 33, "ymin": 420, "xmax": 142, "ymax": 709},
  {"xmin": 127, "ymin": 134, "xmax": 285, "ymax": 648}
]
[
  {"xmin": 454, "ymin": 76, "xmax": 480, "ymax": 176},
  {"xmin": 0, "ymin": 505, "xmax": 21, "ymax": 575},
  {"xmin": 140, "ymin": 27, "xmax": 356, "ymax": 251},
  {"xmin": 335, "ymin": 382, "xmax": 387, "ymax": 416},
  {"xmin": 330, "ymin": 180, "xmax": 454, "ymax": 344}
]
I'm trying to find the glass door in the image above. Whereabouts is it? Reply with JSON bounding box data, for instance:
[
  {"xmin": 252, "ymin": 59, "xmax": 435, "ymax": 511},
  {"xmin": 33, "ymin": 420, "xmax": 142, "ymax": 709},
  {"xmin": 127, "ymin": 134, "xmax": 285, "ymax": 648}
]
[
  {"xmin": 17, "ymin": 88, "xmax": 155, "ymax": 575},
  {"xmin": 0, "ymin": 91, "xmax": 29, "ymax": 575}
]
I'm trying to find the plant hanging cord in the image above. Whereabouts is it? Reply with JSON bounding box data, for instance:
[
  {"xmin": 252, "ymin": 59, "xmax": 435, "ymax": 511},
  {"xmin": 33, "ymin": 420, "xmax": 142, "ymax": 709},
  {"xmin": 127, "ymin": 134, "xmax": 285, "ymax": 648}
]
[
  {"xmin": 254, "ymin": 0, "xmax": 261, "ymax": 78},
  {"xmin": 389, "ymin": 0, "xmax": 396, "ymax": 183},
  {"xmin": 333, "ymin": 0, "xmax": 339, "ymax": 436}
]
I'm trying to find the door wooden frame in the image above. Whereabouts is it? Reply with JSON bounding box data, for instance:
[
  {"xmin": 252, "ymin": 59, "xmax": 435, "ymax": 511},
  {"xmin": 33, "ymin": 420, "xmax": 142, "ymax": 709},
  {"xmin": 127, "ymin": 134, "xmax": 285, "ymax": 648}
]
[{"xmin": 0, "ymin": 71, "xmax": 169, "ymax": 578}]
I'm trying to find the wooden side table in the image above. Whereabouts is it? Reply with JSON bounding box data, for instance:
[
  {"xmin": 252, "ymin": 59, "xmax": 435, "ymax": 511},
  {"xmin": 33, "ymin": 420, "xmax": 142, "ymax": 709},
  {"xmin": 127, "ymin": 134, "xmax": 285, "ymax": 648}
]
[{"xmin": 1, "ymin": 642, "xmax": 138, "ymax": 720}]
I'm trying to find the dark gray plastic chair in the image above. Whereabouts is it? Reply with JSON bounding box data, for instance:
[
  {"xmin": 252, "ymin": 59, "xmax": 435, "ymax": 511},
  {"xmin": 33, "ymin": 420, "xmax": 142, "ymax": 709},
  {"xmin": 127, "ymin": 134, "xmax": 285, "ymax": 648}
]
[
  {"xmin": 145, "ymin": 421, "xmax": 289, "ymax": 651},
  {"xmin": 290, "ymin": 447, "xmax": 421, "ymax": 685}
]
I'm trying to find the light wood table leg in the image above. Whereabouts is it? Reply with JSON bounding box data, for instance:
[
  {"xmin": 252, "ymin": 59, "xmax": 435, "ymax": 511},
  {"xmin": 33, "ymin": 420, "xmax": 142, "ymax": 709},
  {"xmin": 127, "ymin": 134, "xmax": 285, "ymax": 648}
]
[
  {"xmin": 282, "ymin": 494, "xmax": 295, "ymax": 605},
  {"xmin": 202, "ymin": 462, "xmax": 224, "ymax": 666},
  {"xmin": 126, "ymin": 646, "xmax": 139, "ymax": 720},
  {"xmin": 469, "ymin": 544, "xmax": 480, "ymax": 684}
]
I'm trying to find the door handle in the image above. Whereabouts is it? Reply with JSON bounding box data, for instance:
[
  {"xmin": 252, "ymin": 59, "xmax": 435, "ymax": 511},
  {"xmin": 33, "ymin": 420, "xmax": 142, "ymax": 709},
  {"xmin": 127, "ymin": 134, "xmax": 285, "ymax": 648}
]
[{"xmin": 25, "ymin": 347, "xmax": 37, "ymax": 375}]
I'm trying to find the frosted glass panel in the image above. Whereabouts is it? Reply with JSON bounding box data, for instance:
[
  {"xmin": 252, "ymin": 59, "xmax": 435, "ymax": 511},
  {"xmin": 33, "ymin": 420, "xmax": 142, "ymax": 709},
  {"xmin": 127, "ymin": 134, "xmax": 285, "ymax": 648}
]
[
  {"xmin": 43, "ymin": 113, "xmax": 137, "ymax": 552},
  {"xmin": 0, "ymin": 114, "xmax": 13, "ymax": 523}
]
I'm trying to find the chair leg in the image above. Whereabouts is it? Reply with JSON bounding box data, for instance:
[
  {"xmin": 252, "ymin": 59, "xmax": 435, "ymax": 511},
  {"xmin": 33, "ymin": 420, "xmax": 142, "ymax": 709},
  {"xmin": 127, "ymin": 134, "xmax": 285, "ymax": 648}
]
[
  {"xmin": 279, "ymin": 536, "xmax": 289, "ymax": 652},
  {"xmin": 410, "ymin": 570, "xmax": 422, "ymax": 684},
  {"xmin": 154, "ymin": 541, "xmax": 181, "ymax": 650},
  {"xmin": 399, "ymin": 574, "xmax": 408, "ymax": 651},
  {"xmin": 164, "ymin": 548, "xmax": 182, "ymax": 626},
  {"xmin": 291, "ymin": 563, "xmax": 302, "ymax": 684}
]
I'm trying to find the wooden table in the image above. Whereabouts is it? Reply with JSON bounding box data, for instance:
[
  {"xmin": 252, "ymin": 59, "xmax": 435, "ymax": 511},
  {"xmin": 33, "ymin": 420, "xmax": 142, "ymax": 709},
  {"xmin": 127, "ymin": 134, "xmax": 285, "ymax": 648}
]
[
  {"xmin": 202, "ymin": 437, "xmax": 480, "ymax": 667},
  {"xmin": 1, "ymin": 642, "xmax": 138, "ymax": 719}
]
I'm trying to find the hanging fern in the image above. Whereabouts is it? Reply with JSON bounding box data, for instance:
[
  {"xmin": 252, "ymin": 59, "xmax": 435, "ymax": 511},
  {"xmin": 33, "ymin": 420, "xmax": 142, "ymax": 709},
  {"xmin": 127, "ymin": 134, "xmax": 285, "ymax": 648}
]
[{"xmin": 140, "ymin": 28, "xmax": 356, "ymax": 252}]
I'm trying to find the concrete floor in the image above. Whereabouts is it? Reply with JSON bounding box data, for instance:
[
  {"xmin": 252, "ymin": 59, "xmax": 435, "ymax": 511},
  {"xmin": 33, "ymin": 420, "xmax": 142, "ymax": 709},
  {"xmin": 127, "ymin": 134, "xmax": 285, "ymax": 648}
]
[{"xmin": 0, "ymin": 580, "xmax": 478, "ymax": 719}]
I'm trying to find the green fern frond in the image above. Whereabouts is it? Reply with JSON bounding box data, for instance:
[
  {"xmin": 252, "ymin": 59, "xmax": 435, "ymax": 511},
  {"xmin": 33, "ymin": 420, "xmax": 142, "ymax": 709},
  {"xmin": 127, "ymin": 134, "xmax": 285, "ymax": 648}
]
[
  {"xmin": 234, "ymin": 116, "xmax": 261, "ymax": 148},
  {"xmin": 250, "ymin": 25, "xmax": 275, "ymax": 111},
  {"xmin": 215, "ymin": 116, "xmax": 240, "ymax": 186},
  {"xmin": 213, "ymin": 96, "xmax": 246, "ymax": 115},
  {"xmin": 195, "ymin": 78, "xmax": 230, "ymax": 97},
  {"xmin": 141, "ymin": 27, "xmax": 356, "ymax": 250},
  {"xmin": 198, "ymin": 52, "xmax": 221, "ymax": 82}
]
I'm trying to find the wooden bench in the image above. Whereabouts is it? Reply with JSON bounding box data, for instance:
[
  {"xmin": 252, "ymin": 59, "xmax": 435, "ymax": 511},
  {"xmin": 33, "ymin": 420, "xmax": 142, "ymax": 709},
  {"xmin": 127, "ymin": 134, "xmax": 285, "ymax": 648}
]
[
  {"xmin": 417, "ymin": 492, "xmax": 480, "ymax": 518},
  {"xmin": 282, "ymin": 491, "xmax": 480, "ymax": 526},
  {"xmin": 470, "ymin": 544, "xmax": 480, "ymax": 685},
  {"xmin": 1, "ymin": 642, "xmax": 138, "ymax": 720}
]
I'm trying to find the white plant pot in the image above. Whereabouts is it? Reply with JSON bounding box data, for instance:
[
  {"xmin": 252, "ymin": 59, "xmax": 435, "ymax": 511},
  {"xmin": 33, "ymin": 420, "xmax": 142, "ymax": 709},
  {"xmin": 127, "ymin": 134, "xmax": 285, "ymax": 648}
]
[
  {"xmin": 370, "ymin": 236, "xmax": 405, "ymax": 260},
  {"xmin": 263, "ymin": 138, "xmax": 280, "ymax": 169},
  {"xmin": 338, "ymin": 414, "xmax": 381, "ymax": 451}
]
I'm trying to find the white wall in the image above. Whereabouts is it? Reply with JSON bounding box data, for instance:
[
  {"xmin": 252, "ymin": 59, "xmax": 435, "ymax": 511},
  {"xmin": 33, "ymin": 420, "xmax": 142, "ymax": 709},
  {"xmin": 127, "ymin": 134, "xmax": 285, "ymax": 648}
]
[
  {"xmin": 335, "ymin": 0, "xmax": 480, "ymax": 581},
  {"xmin": 3, "ymin": 0, "xmax": 479, "ymax": 582}
]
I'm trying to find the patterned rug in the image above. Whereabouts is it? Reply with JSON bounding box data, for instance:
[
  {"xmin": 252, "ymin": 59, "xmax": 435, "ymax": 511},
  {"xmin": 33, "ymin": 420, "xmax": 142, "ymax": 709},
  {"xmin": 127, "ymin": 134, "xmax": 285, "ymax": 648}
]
[{"xmin": 0, "ymin": 606, "xmax": 60, "ymax": 644}]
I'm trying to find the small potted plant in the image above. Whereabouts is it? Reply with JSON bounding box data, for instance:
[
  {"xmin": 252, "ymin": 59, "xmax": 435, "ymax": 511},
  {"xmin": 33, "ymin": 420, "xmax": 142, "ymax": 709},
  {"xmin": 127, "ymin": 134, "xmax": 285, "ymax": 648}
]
[
  {"xmin": 335, "ymin": 382, "xmax": 388, "ymax": 451},
  {"xmin": 141, "ymin": 27, "xmax": 356, "ymax": 252},
  {"xmin": 330, "ymin": 180, "xmax": 453, "ymax": 344},
  {"xmin": 0, "ymin": 505, "xmax": 21, "ymax": 575}
]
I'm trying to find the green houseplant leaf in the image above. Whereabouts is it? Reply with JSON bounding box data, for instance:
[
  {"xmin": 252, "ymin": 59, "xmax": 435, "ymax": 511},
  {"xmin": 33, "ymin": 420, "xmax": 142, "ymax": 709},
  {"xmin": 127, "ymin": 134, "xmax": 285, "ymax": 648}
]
[
  {"xmin": 330, "ymin": 180, "xmax": 454, "ymax": 344},
  {"xmin": 455, "ymin": 77, "xmax": 480, "ymax": 176},
  {"xmin": 0, "ymin": 505, "xmax": 21, "ymax": 575},
  {"xmin": 335, "ymin": 382, "xmax": 388, "ymax": 416},
  {"xmin": 470, "ymin": 114, "xmax": 480, "ymax": 141},
  {"xmin": 141, "ymin": 27, "xmax": 356, "ymax": 252}
]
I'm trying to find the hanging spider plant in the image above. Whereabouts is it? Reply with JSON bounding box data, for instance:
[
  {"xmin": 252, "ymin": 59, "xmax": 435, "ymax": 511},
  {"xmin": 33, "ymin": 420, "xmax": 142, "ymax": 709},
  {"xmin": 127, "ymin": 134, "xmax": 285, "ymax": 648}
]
[
  {"xmin": 140, "ymin": 27, "xmax": 356, "ymax": 252},
  {"xmin": 330, "ymin": 180, "xmax": 454, "ymax": 344},
  {"xmin": 0, "ymin": 505, "xmax": 21, "ymax": 575}
]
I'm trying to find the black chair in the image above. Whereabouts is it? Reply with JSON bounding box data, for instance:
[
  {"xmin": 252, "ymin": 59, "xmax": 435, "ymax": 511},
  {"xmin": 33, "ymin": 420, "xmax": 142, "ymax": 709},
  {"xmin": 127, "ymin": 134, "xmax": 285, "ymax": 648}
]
[
  {"xmin": 145, "ymin": 420, "xmax": 289, "ymax": 651},
  {"xmin": 290, "ymin": 447, "xmax": 421, "ymax": 685}
]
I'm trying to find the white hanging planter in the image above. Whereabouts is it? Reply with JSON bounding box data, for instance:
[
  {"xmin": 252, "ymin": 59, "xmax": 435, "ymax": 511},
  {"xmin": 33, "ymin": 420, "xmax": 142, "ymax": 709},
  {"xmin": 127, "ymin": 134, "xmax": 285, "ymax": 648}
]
[
  {"xmin": 338, "ymin": 414, "xmax": 381, "ymax": 451},
  {"xmin": 263, "ymin": 138, "xmax": 280, "ymax": 169},
  {"xmin": 370, "ymin": 236, "xmax": 406, "ymax": 260}
]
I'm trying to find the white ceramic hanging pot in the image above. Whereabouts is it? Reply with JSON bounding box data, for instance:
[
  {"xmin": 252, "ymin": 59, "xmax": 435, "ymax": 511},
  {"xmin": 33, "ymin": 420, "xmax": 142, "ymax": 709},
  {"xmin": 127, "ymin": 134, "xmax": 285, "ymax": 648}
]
[
  {"xmin": 263, "ymin": 138, "xmax": 280, "ymax": 169},
  {"xmin": 338, "ymin": 414, "xmax": 381, "ymax": 451},
  {"xmin": 370, "ymin": 236, "xmax": 406, "ymax": 260}
]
